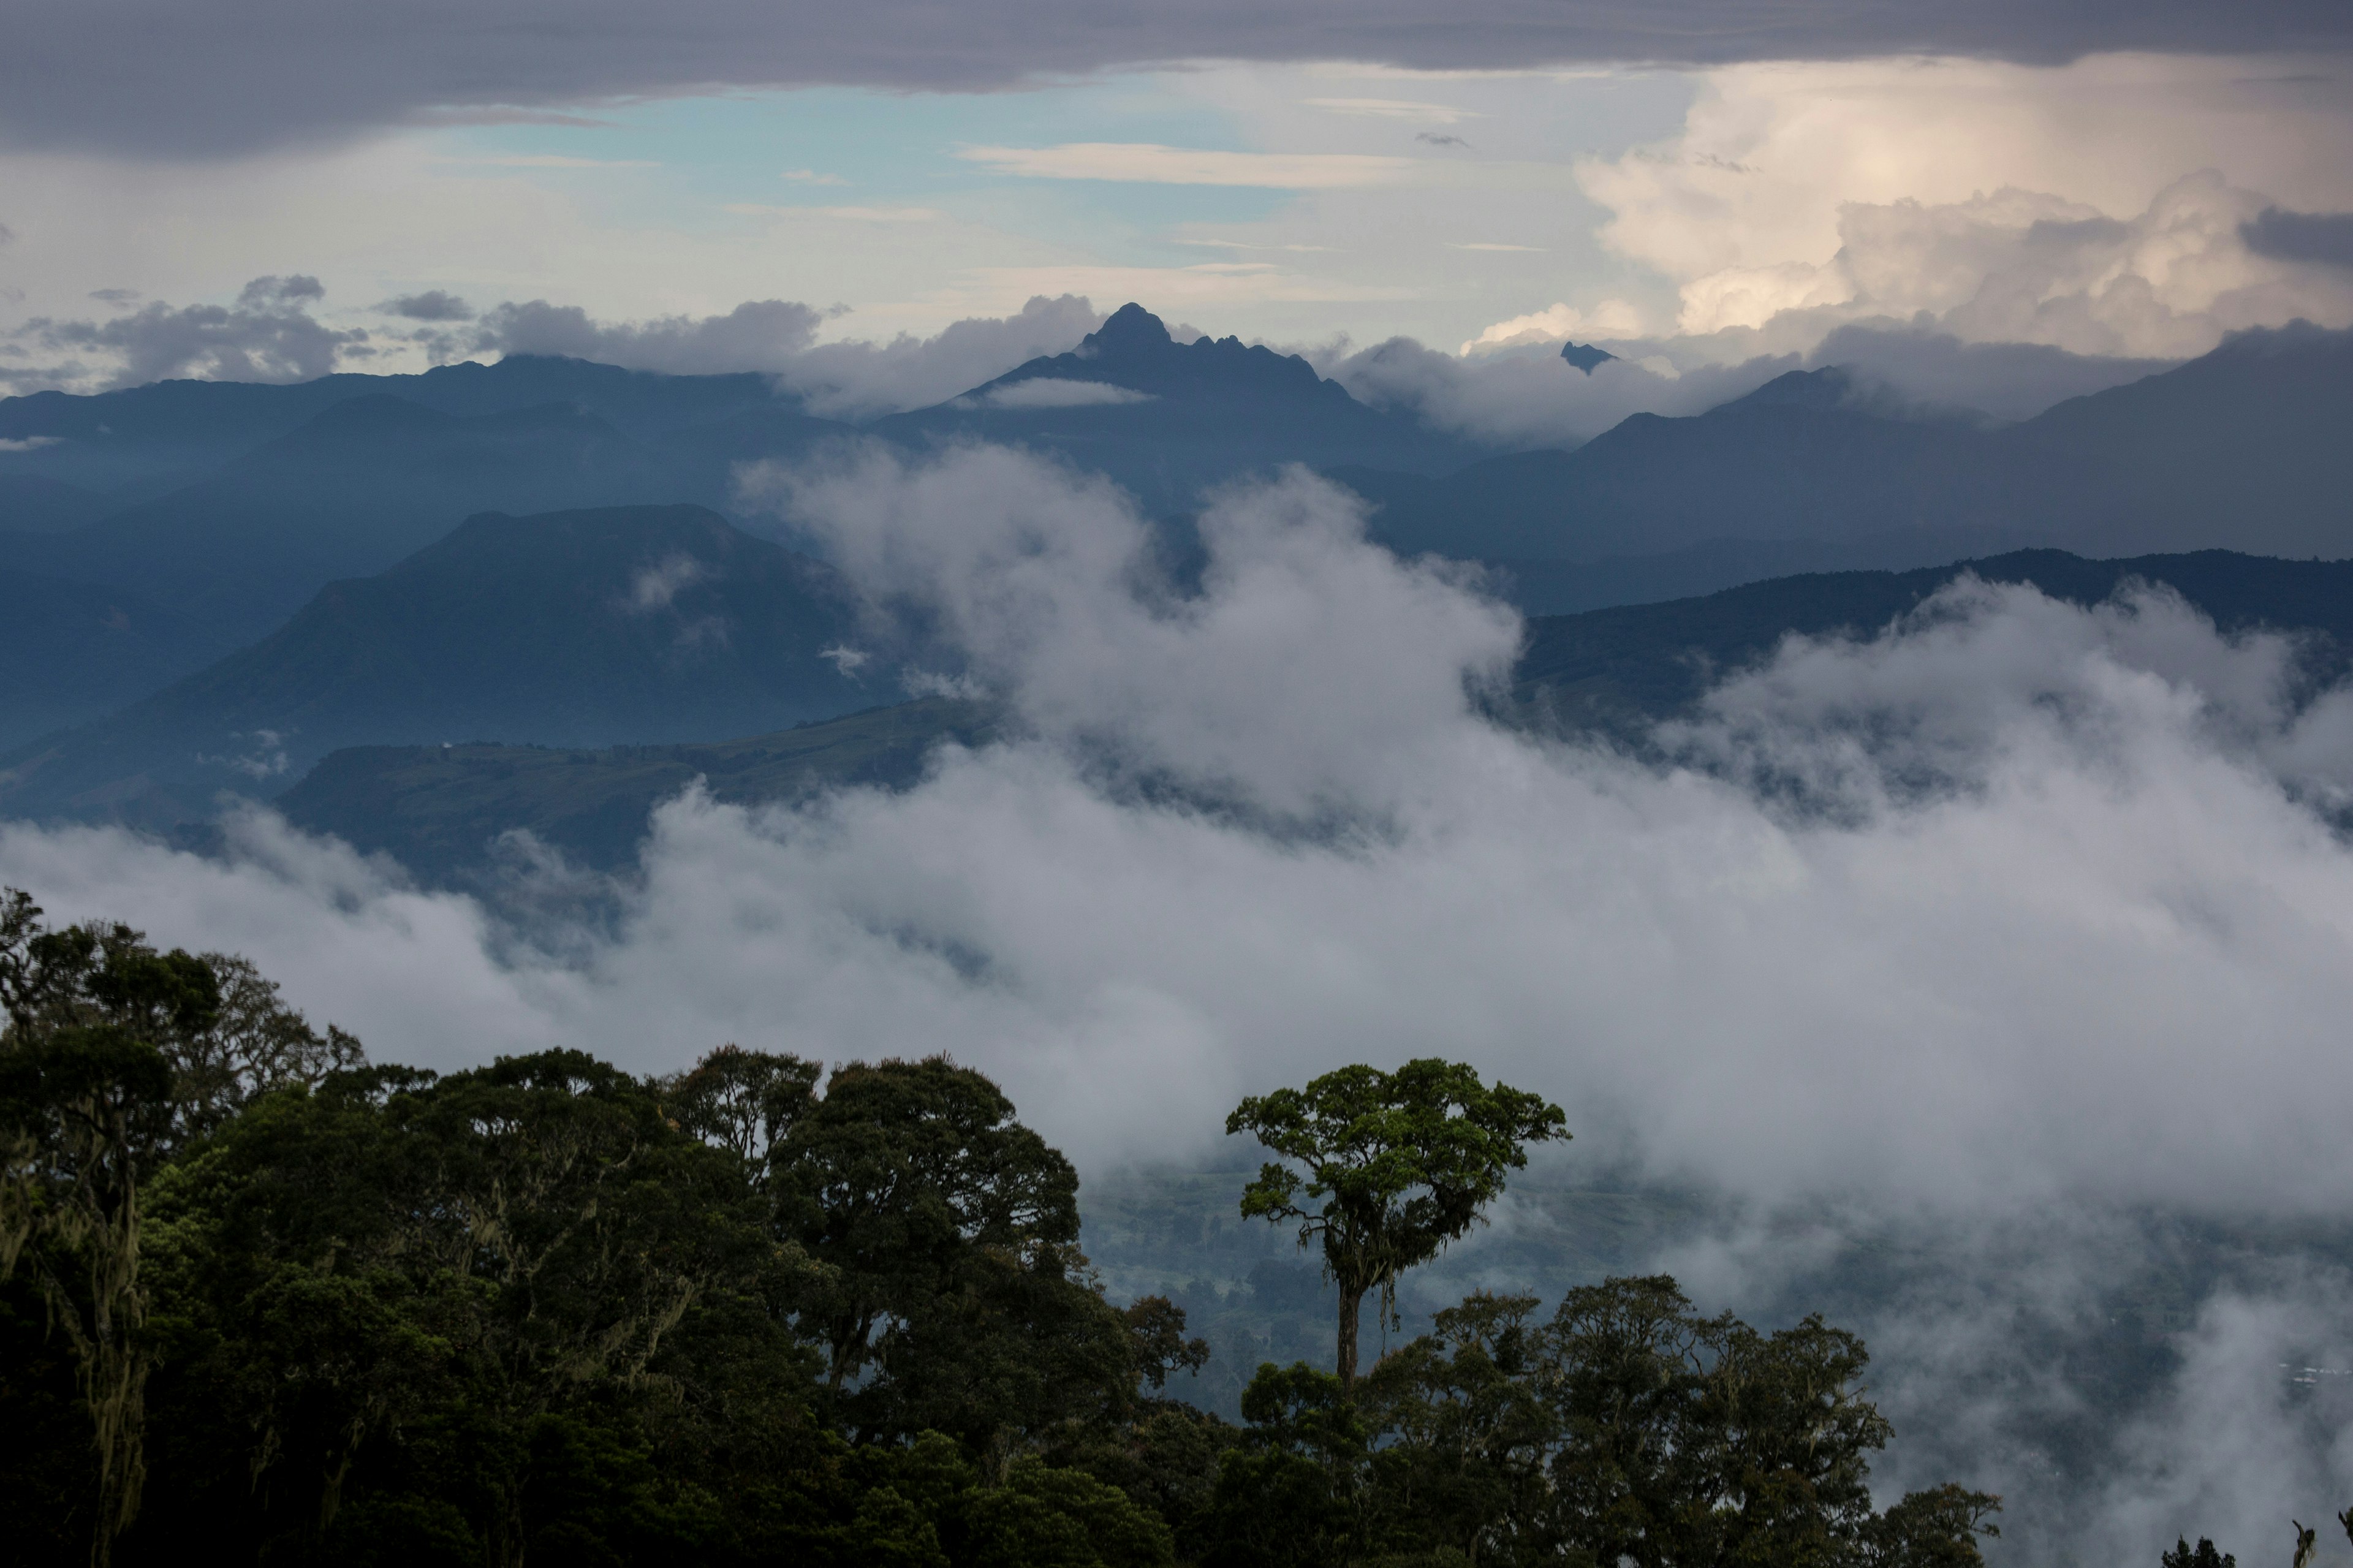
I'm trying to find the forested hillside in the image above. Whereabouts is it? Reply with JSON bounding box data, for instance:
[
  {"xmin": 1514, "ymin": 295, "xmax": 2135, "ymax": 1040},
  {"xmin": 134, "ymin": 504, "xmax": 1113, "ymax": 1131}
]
[{"xmin": 2, "ymin": 891, "xmax": 2011, "ymax": 1568}]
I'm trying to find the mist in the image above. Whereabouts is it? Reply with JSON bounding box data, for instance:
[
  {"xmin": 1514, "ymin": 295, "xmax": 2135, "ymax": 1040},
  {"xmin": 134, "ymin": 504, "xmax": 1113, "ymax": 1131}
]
[{"xmin": 6, "ymin": 447, "xmax": 2352, "ymax": 1561}]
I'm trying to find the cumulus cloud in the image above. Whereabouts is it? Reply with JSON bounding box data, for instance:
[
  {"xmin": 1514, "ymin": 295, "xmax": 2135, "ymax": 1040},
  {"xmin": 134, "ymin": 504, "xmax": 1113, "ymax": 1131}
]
[
  {"xmin": 21, "ymin": 2, "xmax": 2347, "ymax": 159},
  {"xmin": 448, "ymin": 291, "xmax": 1097, "ymax": 416},
  {"xmin": 774, "ymin": 294, "xmax": 1105, "ymax": 418},
  {"xmin": 9, "ymin": 447, "xmax": 2353, "ymax": 1221},
  {"xmin": 1564, "ymin": 54, "xmax": 2353, "ymax": 359},
  {"xmin": 469, "ymin": 297, "xmax": 825, "ymax": 376},
  {"xmin": 1461, "ymin": 299, "xmax": 1650, "ymax": 353},
  {"xmin": 381, "ymin": 289, "xmax": 474, "ymax": 322},
  {"xmin": 7, "ymin": 272, "xmax": 366, "ymax": 390},
  {"xmin": 1316, "ymin": 335, "xmax": 1776, "ymax": 449},
  {"xmin": 1316, "ymin": 314, "xmax": 2174, "ymax": 449}
]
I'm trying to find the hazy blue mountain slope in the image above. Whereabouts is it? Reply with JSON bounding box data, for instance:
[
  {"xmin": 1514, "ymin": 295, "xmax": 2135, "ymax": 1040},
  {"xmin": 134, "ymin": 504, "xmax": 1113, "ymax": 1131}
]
[
  {"xmin": 0, "ymin": 473, "xmax": 113, "ymax": 532},
  {"xmin": 1339, "ymin": 374, "xmax": 2086, "ymax": 565},
  {"xmin": 0, "ymin": 504, "xmax": 874, "ymax": 829},
  {"xmin": 2010, "ymin": 320, "xmax": 2353, "ymax": 556},
  {"xmin": 0, "ymin": 571, "xmax": 233, "ymax": 752},
  {"xmin": 276, "ymin": 698, "xmax": 999, "ymax": 881},
  {"xmin": 1336, "ymin": 328, "xmax": 2353, "ymax": 570},
  {"xmin": 260, "ymin": 547, "xmax": 2353, "ymax": 885},
  {"xmin": 1512, "ymin": 547, "xmax": 2353, "ymax": 734},
  {"xmin": 0, "ymin": 353, "xmax": 813, "ymax": 496},
  {"xmin": 875, "ymin": 303, "xmax": 1484, "ymax": 512},
  {"xmin": 0, "ymin": 396, "xmax": 699, "ymax": 643}
]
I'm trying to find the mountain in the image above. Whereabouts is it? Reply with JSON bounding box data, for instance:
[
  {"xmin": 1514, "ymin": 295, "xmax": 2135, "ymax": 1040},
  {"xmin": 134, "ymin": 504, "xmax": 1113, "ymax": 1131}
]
[
  {"xmin": 1337, "ymin": 367, "xmax": 2085, "ymax": 566},
  {"xmin": 0, "ymin": 504, "xmax": 878, "ymax": 829},
  {"xmin": 0, "ymin": 474, "xmax": 112, "ymax": 533},
  {"xmin": 276, "ymin": 697, "xmax": 999, "ymax": 882},
  {"xmin": 0, "ymin": 354, "xmax": 813, "ymax": 498},
  {"xmin": 0, "ymin": 391, "xmax": 852, "ymax": 649},
  {"xmin": 2010, "ymin": 320, "xmax": 2353, "ymax": 556},
  {"xmin": 1512, "ymin": 547, "xmax": 2353, "ymax": 735},
  {"xmin": 0, "ymin": 396, "xmax": 665, "ymax": 643},
  {"xmin": 874, "ymin": 303, "xmax": 1484, "ymax": 512},
  {"xmin": 1335, "ymin": 325, "xmax": 2353, "ymax": 573},
  {"xmin": 0, "ymin": 571, "xmax": 233, "ymax": 752},
  {"xmin": 264, "ymin": 547, "xmax": 2353, "ymax": 884}
]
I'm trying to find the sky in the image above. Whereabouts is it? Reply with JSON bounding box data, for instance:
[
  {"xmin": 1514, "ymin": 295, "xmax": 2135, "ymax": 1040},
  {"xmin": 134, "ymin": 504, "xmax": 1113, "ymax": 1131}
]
[{"xmin": 4, "ymin": 3, "xmax": 2352, "ymax": 400}]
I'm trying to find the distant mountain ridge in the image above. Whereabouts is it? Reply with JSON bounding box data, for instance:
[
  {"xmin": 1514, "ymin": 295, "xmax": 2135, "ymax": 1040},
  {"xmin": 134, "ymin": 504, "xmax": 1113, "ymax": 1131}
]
[
  {"xmin": 0, "ymin": 504, "xmax": 876, "ymax": 829},
  {"xmin": 262, "ymin": 547, "xmax": 2353, "ymax": 884},
  {"xmin": 1339, "ymin": 321, "xmax": 2353, "ymax": 573},
  {"xmin": 5, "ymin": 311, "xmax": 2350, "ymax": 760},
  {"xmin": 874, "ymin": 303, "xmax": 1485, "ymax": 511}
]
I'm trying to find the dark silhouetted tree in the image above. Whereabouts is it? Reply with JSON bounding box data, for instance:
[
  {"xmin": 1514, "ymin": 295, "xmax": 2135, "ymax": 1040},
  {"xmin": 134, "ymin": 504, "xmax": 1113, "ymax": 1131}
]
[{"xmin": 1225, "ymin": 1059, "xmax": 1566, "ymax": 1389}]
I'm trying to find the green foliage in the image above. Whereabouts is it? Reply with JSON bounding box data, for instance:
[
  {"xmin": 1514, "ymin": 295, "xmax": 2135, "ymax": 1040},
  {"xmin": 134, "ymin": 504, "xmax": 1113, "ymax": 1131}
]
[
  {"xmin": 1200, "ymin": 1363, "xmax": 1373, "ymax": 1568},
  {"xmin": 1226, "ymin": 1060, "xmax": 1566, "ymax": 1386},
  {"xmin": 0, "ymin": 886, "xmax": 2018, "ymax": 1568}
]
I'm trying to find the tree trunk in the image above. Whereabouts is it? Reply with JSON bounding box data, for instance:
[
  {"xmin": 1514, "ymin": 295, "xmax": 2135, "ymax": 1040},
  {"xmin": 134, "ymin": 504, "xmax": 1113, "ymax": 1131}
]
[{"xmin": 1337, "ymin": 1282, "xmax": 1363, "ymax": 1391}]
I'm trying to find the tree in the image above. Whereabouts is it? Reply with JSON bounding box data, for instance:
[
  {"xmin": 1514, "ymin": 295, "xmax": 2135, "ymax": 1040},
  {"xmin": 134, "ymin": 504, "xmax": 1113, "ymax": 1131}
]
[
  {"xmin": 1199, "ymin": 1363, "xmax": 1373, "ymax": 1568},
  {"xmin": 2160, "ymin": 1540, "xmax": 2235, "ymax": 1568},
  {"xmin": 772, "ymin": 1055, "xmax": 1175, "ymax": 1465},
  {"xmin": 0, "ymin": 1025, "xmax": 178, "ymax": 1567},
  {"xmin": 1225, "ymin": 1059, "xmax": 1566, "ymax": 1389},
  {"xmin": 662, "ymin": 1044, "xmax": 820, "ymax": 1169},
  {"xmin": 1360, "ymin": 1290, "xmax": 1555, "ymax": 1567}
]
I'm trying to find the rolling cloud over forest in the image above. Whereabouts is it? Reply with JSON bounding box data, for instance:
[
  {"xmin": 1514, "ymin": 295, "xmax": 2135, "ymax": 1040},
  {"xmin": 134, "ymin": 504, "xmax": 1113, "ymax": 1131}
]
[
  {"xmin": 7, "ymin": 1, "xmax": 2353, "ymax": 1561},
  {"xmin": 9, "ymin": 453, "xmax": 2353, "ymax": 1558}
]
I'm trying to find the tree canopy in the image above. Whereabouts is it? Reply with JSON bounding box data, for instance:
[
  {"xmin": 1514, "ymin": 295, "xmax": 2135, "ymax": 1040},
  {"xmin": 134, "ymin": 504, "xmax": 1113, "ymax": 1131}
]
[
  {"xmin": 1226, "ymin": 1059, "xmax": 1567, "ymax": 1388},
  {"xmin": 0, "ymin": 888, "xmax": 2020, "ymax": 1568}
]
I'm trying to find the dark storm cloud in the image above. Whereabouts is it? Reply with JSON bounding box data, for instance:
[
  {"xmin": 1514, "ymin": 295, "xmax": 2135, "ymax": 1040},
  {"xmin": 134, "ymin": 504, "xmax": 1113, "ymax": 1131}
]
[
  {"xmin": 469, "ymin": 298, "xmax": 824, "ymax": 374},
  {"xmin": 5, "ymin": 0, "xmax": 2348, "ymax": 158},
  {"xmin": 12, "ymin": 274, "xmax": 363, "ymax": 388},
  {"xmin": 381, "ymin": 289, "xmax": 476, "ymax": 322},
  {"xmin": 2242, "ymin": 206, "xmax": 2353, "ymax": 269}
]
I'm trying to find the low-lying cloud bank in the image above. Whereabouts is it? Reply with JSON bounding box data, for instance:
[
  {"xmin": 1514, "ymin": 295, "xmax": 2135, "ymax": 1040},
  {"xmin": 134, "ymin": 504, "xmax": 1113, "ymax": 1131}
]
[
  {"xmin": 6, "ymin": 448, "xmax": 2352, "ymax": 1556},
  {"xmin": 6, "ymin": 447, "xmax": 2351, "ymax": 1214}
]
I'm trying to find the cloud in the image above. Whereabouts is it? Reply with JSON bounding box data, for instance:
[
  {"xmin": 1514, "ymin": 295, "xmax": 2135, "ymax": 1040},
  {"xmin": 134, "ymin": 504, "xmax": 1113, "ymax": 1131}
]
[
  {"xmin": 780, "ymin": 169, "xmax": 849, "ymax": 186},
  {"xmin": 469, "ymin": 297, "xmax": 825, "ymax": 375},
  {"xmin": 1569, "ymin": 54, "xmax": 2353, "ymax": 358},
  {"xmin": 15, "ymin": 445, "xmax": 2350, "ymax": 1221},
  {"xmin": 7, "ymin": 4, "xmax": 2349, "ymax": 159},
  {"xmin": 625, "ymin": 555, "xmax": 708, "ymax": 612},
  {"xmin": 2244, "ymin": 205, "xmax": 2353, "ymax": 268},
  {"xmin": 956, "ymin": 143, "xmax": 1415, "ymax": 188},
  {"xmin": 1355, "ymin": 310, "xmax": 2172, "ymax": 443},
  {"xmin": 775, "ymin": 294, "xmax": 1105, "ymax": 419},
  {"xmin": 8, "ymin": 273, "xmax": 366, "ymax": 390},
  {"xmin": 1463, "ymin": 299, "xmax": 1649, "ymax": 352},
  {"xmin": 381, "ymin": 289, "xmax": 474, "ymax": 322},
  {"xmin": 1311, "ymin": 334, "xmax": 1760, "ymax": 448},
  {"xmin": 961, "ymin": 378, "xmax": 1156, "ymax": 410}
]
